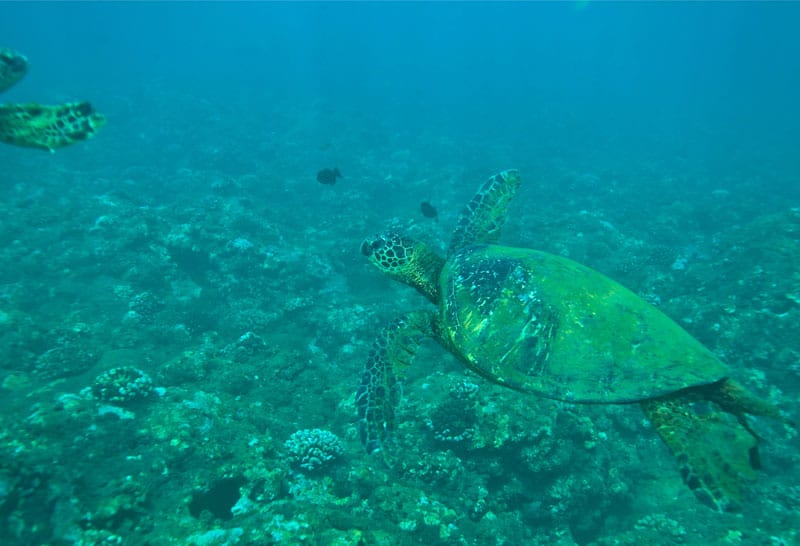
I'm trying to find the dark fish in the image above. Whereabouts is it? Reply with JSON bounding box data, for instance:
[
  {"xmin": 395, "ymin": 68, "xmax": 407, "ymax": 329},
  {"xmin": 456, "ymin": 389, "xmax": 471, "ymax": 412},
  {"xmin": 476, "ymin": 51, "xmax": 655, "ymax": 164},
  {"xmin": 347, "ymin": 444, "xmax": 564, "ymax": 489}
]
[
  {"xmin": 420, "ymin": 201, "xmax": 438, "ymax": 219},
  {"xmin": 317, "ymin": 168, "xmax": 341, "ymax": 185}
]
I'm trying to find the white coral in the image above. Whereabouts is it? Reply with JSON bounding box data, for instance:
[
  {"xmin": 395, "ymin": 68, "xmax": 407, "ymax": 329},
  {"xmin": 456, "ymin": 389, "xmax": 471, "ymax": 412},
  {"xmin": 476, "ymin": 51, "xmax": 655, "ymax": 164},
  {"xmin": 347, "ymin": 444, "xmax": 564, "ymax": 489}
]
[{"xmin": 284, "ymin": 428, "xmax": 344, "ymax": 471}]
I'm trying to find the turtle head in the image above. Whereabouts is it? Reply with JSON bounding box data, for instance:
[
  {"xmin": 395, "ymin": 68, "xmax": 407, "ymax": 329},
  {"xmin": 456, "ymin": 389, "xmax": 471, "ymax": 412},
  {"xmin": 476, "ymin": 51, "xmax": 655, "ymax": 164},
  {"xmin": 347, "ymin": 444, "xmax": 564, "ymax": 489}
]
[
  {"xmin": 361, "ymin": 231, "xmax": 444, "ymax": 304},
  {"xmin": 0, "ymin": 48, "xmax": 29, "ymax": 93},
  {"xmin": 361, "ymin": 232, "xmax": 416, "ymax": 273}
]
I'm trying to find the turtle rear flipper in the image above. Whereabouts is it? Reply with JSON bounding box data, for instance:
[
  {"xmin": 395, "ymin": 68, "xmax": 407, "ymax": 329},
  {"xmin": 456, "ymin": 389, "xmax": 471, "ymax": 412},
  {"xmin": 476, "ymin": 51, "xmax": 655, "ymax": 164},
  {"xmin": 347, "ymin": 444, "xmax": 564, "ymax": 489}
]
[
  {"xmin": 642, "ymin": 396, "xmax": 759, "ymax": 512},
  {"xmin": 709, "ymin": 379, "xmax": 784, "ymax": 426},
  {"xmin": 448, "ymin": 169, "xmax": 521, "ymax": 255},
  {"xmin": 0, "ymin": 101, "xmax": 106, "ymax": 151},
  {"xmin": 356, "ymin": 311, "xmax": 435, "ymax": 457}
]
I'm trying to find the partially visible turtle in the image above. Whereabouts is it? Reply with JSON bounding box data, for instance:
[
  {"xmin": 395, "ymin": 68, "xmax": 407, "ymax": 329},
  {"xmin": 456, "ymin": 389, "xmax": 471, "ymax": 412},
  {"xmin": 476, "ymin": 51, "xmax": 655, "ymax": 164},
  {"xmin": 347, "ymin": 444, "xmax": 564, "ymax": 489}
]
[
  {"xmin": 357, "ymin": 169, "xmax": 783, "ymax": 511},
  {"xmin": 0, "ymin": 47, "xmax": 105, "ymax": 151}
]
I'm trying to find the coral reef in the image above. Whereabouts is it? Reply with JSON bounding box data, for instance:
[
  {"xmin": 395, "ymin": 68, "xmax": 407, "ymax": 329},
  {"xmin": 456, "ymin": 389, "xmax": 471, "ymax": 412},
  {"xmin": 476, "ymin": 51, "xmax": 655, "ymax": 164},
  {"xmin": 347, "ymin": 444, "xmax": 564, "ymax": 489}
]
[
  {"xmin": 284, "ymin": 429, "xmax": 345, "ymax": 472},
  {"xmin": 91, "ymin": 366, "xmax": 154, "ymax": 404},
  {"xmin": 0, "ymin": 71, "xmax": 797, "ymax": 546}
]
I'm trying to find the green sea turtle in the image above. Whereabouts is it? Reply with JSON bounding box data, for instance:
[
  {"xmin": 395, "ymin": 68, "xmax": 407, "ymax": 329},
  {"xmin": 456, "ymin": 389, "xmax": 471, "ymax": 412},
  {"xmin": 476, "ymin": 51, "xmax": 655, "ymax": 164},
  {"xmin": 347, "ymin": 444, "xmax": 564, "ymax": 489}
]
[
  {"xmin": 0, "ymin": 47, "xmax": 105, "ymax": 151},
  {"xmin": 357, "ymin": 169, "xmax": 782, "ymax": 512}
]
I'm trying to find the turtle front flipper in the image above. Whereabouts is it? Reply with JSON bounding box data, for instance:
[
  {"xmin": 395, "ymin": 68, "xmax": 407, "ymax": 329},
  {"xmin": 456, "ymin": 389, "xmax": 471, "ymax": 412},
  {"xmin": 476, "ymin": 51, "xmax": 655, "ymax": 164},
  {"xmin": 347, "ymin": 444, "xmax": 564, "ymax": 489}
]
[
  {"xmin": 0, "ymin": 101, "xmax": 105, "ymax": 151},
  {"xmin": 641, "ymin": 395, "xmax": 760, "ymax": 512},
  {"xmin": 448, "ymin": 169, "xmax": 521, "ymax": 255},
  {"xmin": 356, "ymin": 311, "xmax": 436, "ymax": 457}
]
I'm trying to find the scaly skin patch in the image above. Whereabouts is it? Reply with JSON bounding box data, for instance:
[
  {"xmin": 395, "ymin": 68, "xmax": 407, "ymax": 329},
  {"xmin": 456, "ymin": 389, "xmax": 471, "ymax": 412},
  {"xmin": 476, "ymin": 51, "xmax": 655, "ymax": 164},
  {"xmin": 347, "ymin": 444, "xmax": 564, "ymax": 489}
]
[{"xmin": 361, "ymin": 232, "xmax": 444, "ymax": 304}]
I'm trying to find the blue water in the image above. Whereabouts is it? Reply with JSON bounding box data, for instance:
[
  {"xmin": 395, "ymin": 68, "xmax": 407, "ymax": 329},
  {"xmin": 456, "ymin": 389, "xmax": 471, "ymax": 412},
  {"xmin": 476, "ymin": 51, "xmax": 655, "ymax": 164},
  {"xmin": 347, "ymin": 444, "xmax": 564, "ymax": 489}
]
[
  {"xmin": 3, "ymin": 2, "xmax": 799, "ymax": 179},
  {"xmin": 1, "ymin": 2, "xmax": 799, "ymax": 545}
]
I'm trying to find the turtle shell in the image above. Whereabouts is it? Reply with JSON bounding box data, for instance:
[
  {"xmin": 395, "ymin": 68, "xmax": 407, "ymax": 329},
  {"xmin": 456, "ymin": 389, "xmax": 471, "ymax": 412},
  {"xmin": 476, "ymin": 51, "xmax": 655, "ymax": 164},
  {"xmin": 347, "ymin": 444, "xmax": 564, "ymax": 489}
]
[{"xmin": 439, "ymin": 245, "xmax": 727, "ymax": 403}]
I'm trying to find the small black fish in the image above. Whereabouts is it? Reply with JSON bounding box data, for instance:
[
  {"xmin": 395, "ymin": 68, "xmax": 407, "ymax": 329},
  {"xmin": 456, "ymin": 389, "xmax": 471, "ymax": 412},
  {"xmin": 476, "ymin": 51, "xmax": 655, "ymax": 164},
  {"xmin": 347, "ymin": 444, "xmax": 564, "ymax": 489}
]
[
  {"xmin": 317, "ymin": 168, "xmax": 341, "ymax": 185},
  {"xmin": 420, "ymin": 201, "xmax": 438, "ymax": 219}
]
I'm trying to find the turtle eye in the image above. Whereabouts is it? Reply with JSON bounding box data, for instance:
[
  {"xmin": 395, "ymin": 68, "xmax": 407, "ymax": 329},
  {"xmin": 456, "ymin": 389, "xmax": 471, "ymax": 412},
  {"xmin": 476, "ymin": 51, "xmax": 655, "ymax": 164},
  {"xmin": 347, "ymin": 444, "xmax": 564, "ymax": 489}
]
[{"xmin": 361, "ymin": 238, "xmax": 385, "ymax": 256}]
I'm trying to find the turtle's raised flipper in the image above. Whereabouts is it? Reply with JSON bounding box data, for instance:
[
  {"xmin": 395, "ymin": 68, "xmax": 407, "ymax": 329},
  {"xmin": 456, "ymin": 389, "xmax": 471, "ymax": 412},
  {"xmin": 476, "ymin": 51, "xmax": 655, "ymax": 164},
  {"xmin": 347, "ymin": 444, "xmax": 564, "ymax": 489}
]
[
  {"xmin": 356, "ymin": 311, "xmax": 435, "ymax": 456},
  {"xmin": 0, "ymin": 101, "xmax": 105, "ymax": 151},
  {"xmin": 641, "ymin": 396, "xmax": 759, "ymax": 512},
  {"xmin": 0, "ymin": 48, "xmax": 28, "ymax": 93},
  {"xmin": 448, "ymin": 169, "xmax": 521, "ymax": 256}
]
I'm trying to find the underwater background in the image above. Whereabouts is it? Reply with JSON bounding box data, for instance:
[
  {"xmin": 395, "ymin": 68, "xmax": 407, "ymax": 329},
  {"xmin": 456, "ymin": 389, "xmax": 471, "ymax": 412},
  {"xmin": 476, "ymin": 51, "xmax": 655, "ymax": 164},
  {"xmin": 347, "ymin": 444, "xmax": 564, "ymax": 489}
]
[{"xmin": 1, "ymin": 2, "xmax": 799, "ymax": 545}]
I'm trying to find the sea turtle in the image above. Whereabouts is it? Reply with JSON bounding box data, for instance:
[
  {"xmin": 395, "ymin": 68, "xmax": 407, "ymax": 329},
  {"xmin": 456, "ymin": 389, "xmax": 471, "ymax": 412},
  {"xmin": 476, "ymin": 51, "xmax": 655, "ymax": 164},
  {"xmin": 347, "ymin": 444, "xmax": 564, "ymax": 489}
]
[
  {"xmin": 357, "ymin": 169, "xmax": 782, "ymax": 512},
  {"xmin": 0, "ymin": 47, "xmax": 104, "ymax": 151}
]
